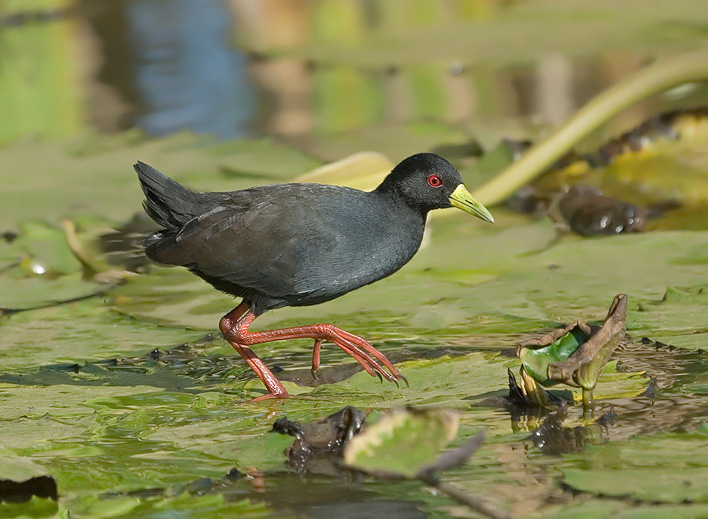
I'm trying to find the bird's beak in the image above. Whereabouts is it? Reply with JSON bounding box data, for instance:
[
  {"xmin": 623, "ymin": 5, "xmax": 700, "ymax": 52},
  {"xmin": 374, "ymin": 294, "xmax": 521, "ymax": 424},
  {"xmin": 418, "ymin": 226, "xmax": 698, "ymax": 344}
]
[{"xmin": 449, "ymin": 184, "xmax": 494, "ymax": 223}]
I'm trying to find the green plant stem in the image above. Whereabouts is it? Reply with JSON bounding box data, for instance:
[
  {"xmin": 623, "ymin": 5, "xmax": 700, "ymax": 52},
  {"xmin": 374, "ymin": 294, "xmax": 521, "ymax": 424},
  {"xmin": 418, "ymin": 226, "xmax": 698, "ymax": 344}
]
[
  {"xmin": 582, "ymin": 389, "xmax": 596, "ymax": 422},
  {"xmin": 471, "ymin": 51, "xmax": 708, "ymax": 206}
]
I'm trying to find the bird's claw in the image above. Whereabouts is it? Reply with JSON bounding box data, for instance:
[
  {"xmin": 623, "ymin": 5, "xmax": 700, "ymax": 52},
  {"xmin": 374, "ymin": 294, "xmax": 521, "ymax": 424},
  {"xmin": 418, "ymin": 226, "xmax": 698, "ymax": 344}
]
[{"xmin": 311, "ymin": 367, "xmax": 320, "ymax": 381}]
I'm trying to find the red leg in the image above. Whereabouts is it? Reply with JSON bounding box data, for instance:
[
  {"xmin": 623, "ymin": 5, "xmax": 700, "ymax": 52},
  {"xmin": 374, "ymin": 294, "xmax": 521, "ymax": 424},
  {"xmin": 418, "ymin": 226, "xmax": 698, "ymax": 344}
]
[
  {"xmin": 220, "ymin": 303, "xmax": 290, "ymax": 400},
  {"xmin": 311, "ymin": 339, "xmax": 322, "ymax": 380},
  {"xmin": 224, "ymin": 310, "xmax": 403, "ymax": 384}
]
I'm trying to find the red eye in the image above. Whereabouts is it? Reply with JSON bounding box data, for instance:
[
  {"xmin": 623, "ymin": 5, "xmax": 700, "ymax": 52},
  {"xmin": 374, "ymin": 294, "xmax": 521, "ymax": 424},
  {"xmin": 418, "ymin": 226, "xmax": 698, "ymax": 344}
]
[{"xmin": 427, "ymin": 174, "xmax": 442, "ymax": 188}]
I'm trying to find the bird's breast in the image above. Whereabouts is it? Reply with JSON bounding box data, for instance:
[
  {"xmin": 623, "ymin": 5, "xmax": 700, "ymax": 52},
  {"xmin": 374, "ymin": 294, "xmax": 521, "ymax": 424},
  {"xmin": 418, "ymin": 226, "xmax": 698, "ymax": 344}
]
[{"xmin": 288, "ymin": 201, "xmax": 426, "ymax": 301}]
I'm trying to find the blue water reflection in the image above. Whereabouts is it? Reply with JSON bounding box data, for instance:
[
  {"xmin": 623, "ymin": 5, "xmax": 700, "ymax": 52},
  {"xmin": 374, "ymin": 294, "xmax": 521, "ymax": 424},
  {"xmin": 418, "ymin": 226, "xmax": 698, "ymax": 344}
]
[{"xmin": 124, "ymin": 0, "xmax": 254, "ymax": 138}]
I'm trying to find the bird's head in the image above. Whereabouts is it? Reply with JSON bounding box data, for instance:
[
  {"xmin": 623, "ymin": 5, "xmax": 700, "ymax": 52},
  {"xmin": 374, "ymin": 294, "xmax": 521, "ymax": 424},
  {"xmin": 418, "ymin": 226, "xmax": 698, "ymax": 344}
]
[{"xmin": 376, "ymin": 153, "xmax": 494, "ymax": 223}]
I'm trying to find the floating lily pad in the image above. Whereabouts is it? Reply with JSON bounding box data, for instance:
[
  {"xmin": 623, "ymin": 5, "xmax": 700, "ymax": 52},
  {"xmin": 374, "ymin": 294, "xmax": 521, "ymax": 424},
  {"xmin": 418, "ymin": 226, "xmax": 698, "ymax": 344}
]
[
  {"xmin": 0, "ymin": 448, "xmax": 56, "ymax": 508},
  {"xmin": 5, "ymin": 221, "xmax": 81, "ymax": 276},
  {"xmin": 0, "ymin": 496, "xmax": 59, "ymax": 519},
  {"xmin": 563, "ymin": 428, "xmax": 708, "ymax": 504},
  {"xmin": 0, "ymin": 133, "xmax": 321, "ymax": 229},
  {"xmin": 540, "ymin": 500, "xmax": 708, "ymax": 519},
  {"xmin": 213, "ymin": 138, "xmax": 321, "ymax": 180},
  {"xmin": 0, "ymin": 299, "xmax": 206, "ymax": 371},
  {"xmin": 629, "ymin": 285, "xmax": 708, "ymax": 350},
  {"xmin": 68, "ymin": 493, "xmax": 273, "ymax": 519},
  {"xmin": 0, "ymin": 273, "xmax": 103, "ymax": 310},
  {"xmin": 300, "ymin": 354, "xmax": 646, "ymax": 410}
]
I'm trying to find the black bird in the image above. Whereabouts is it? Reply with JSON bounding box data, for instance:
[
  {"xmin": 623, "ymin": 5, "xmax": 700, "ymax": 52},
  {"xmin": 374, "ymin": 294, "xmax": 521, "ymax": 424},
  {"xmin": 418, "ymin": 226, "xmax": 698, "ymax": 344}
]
[{"xmin": 134, "ymin": 153, "xmax": 493, "ymax": 400}]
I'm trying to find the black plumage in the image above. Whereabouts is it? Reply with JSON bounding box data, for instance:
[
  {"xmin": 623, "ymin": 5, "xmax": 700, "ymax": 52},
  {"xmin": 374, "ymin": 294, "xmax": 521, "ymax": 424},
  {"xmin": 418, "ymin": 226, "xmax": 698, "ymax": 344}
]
[{"xmin": 135, "ymin": 153, "xmax": 493, "ymax": 400}]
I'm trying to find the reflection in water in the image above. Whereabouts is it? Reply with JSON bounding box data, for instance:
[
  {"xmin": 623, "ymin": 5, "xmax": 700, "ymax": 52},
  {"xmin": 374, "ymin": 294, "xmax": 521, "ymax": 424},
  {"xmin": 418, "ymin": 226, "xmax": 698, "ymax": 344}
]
[
  {"xmin": 86, "ymin": 0, "xmax": 254, "ymax": 138},
  {"xmin": 5, "ymin": 2, "xmax": 708, "ymax": 146},
  {"xmin": 528, "ymin": 406, "xmax": 610, "ymax": 455}
]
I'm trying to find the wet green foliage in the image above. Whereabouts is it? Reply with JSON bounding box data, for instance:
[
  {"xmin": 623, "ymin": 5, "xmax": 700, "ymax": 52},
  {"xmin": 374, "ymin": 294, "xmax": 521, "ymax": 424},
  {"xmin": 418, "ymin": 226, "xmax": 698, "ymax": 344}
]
[
  {"xmin": 4, "ymin": 1, "xmax": 708, "ymax": 517},
  {"xmin": 562, "ymin": 425, "xmax": 708, "ymax": 503},
  {"xmin": 2, "ymin": 128, "xmax": 706, "ymax": 517}
]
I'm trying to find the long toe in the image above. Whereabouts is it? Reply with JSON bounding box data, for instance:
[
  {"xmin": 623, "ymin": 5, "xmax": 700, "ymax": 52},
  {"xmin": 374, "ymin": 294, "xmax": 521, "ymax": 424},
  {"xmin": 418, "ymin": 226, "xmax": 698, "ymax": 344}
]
[
  {"xmin": 328, "ymin": 332, "xmax": 399, "ymax": 382},
  {"xmin": 334, "ymin": 328, "xmax": 402, "ymax": 379}
]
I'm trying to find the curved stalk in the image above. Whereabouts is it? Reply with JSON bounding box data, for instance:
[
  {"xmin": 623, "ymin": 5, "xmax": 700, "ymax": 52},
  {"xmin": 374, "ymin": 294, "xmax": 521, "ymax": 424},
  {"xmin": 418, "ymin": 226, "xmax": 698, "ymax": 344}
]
[{"xmin": 472, "ymin": 51, "xmax": 708, "ymax": 206}]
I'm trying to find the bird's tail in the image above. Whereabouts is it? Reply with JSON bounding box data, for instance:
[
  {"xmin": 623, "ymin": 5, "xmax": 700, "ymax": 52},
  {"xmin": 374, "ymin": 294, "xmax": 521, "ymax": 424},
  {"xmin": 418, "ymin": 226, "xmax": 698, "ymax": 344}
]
[{"xmin": 134, "ymin": 161, "xmax": 207, "ymax": 230}]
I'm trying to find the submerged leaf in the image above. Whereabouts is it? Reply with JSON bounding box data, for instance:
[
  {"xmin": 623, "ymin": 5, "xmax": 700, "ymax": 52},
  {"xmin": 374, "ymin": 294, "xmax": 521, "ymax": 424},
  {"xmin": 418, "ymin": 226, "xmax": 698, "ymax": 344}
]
[{"xmin": 416, "ymin": 430, "xmax": 486, "ymax": 479}]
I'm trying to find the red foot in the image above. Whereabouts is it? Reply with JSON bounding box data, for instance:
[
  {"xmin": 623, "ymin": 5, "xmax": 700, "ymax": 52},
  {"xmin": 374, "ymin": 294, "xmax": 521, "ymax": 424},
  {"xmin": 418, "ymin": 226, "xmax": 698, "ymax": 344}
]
[{"xmin": 219, "ymin": 302, "xmax": 403, "ymax": 399}]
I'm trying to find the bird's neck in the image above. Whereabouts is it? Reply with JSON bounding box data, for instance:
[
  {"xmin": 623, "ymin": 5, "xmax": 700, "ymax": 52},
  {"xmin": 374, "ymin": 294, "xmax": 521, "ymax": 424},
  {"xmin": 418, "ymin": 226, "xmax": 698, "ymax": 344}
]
[{"xmin": 373, "ymin": 183, "xmax": 430, "ymax": 219}]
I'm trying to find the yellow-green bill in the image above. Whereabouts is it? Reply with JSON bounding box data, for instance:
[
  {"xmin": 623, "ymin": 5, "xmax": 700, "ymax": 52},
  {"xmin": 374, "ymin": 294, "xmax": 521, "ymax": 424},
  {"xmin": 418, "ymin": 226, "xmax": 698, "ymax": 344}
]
[{"xmin": 449, "ymin": 184, "xmax": 494, "ymax": 223}]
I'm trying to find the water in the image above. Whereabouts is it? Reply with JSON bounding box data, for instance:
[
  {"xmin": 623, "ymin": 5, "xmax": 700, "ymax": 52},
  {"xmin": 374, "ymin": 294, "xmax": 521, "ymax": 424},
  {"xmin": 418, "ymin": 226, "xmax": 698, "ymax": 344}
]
[{"xmin": 5, "ymin": 0, "xmax": 708, "ymax": 146}]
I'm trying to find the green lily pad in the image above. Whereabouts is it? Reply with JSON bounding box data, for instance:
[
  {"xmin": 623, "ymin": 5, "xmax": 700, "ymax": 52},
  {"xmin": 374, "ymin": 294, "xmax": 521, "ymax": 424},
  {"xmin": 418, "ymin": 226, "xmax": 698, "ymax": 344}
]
[
  {"xmin": 540, "ymin": 500, "xmax": 708, "ymax": 519},
  {"xmin": 0, "ymin": 133, "xmax": 321, "ymax": 229},
  {"xmin": 629, "ymin": 285, "xmax": 708, "ymax": 350},
  {"xmin": 0, "ymin": 496, "xmax": 58, "ymax": 519},
  {"xmin": 279, "ymin": 354, "xmax": 645, "ymax": 410},
  {"xmin": 66, "ymin": 492, "xmax": 273, "ymax": 519},
  {"xmin": 211, "ymin": 138, "xmax": 321, "ymax": 180},
  {"xmin": 0, "ymin": 299, "xmax": 206, "ymax": 372},
  {"xmin": 0, "ymin": 449, "xmax": 50, "ymax": 482},
  {"xmin": 343, "ymin": 407, "xmax": 460, "ymax": 478},
  {"xmin": 0, "ymin": 273, "xmax": 103, "ymax": 310},
  {"xmin": 5, "ymin": 221, "xmax": 81, "ymax": 276},
  {"xmin": 563, "ymin": 428, "xmax": 708, "ymax": 504}
]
